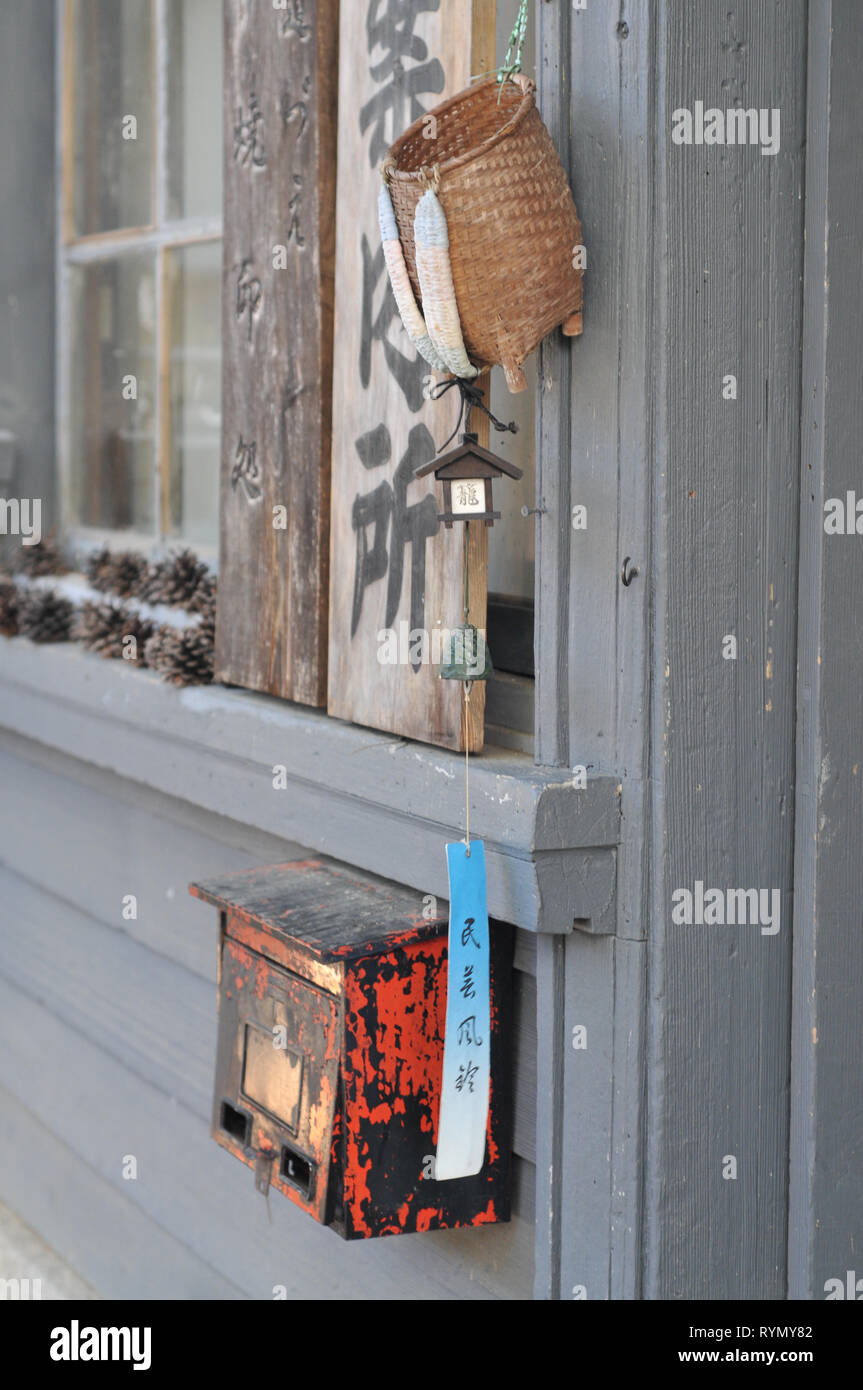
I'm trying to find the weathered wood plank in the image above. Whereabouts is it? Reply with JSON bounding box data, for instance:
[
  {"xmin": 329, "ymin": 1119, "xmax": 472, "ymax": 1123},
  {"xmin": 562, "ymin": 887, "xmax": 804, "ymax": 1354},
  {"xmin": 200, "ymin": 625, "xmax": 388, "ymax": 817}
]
[
  {"xmin": 327, "ymin": 0, "xmax": 497, "ymax": 751},
  {"xmin": 0, "ymin": 726, "xmax": 540, "ymax": 973},
  {"xmin": 0, "ymin": 644, "xmax": 621, "ymax": 932},
  {"xmin": 533, "ymin": 933, "xmax": 564, "ymax": 1299},
  {"xmin": 0, "ymin": 974, "xmax": 534, "ymax": 1299},
  {"xmin": 558, "ymin": 932, "xmax": 615, "ymax": 1302},
  {"xmin": 534, "ymin": 0, "xmax": 571, "ymax": 770},
  {"xmin": 562, "ymin": 0, "xmax": 655, "ymax": 1305},
  {"xmin": 215, "ymin": 0, "xmax": 338, "ymax": 705},
  {"xmin": 647, "ymin": 0, "xmax": 807, "ymax": 1299}
]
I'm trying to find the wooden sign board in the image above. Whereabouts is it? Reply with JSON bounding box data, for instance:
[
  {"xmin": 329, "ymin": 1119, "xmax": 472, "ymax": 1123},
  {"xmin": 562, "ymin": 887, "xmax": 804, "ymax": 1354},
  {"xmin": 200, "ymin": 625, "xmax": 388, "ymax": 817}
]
[
  {"xmin": 328, "ymin": 0, "xmax": 496, "ymax": 752},
  {"xmin": 216, "ymin": 0, "xmax": 338, "ymax": 706}
]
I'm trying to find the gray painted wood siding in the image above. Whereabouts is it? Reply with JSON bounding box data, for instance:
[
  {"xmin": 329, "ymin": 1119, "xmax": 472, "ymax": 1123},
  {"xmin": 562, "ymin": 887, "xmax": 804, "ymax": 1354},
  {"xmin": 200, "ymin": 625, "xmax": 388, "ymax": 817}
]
[
  {"xmin": 0, "ymin": 737, "xmax": 535, "ymax": 1299},
  {"xmin": 790, "ymin": 0, "xmax": 863, "ymax": 1301},
  {"xmin": 647, "ymin": 0, "xmax": 807, "ymax": 1301},
  {"xmin": 2, "ymin": 0, "xmax": 862, "ymax": 1304},
  {"xmin": 537, "ymin": 0, "xmax": 831, "ymax": 1300}
]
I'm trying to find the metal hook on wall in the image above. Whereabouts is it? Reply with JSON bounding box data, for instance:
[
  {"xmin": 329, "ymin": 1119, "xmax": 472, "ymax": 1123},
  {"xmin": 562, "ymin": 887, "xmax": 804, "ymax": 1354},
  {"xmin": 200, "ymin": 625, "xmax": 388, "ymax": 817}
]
[{"xmin": 621, "ymin": 556, "xmax": 639, "ymax": 587}]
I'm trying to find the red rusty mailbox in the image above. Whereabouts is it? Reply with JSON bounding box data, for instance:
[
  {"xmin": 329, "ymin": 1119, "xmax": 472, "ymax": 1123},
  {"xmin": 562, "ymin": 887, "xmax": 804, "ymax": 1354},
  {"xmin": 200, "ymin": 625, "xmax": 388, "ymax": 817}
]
[{"xmin": 190, "ymin": 860, "xmax": 512, "ymax": 1239}]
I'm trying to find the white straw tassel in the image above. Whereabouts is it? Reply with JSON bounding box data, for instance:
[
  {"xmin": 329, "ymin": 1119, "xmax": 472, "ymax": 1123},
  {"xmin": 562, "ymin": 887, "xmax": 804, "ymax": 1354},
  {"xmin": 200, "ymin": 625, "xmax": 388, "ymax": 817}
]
[
  {"xmin": 378, "ymin": 184, "xmax": 447, "ymax": 374},
  {"xmin": 414, "ymin": 189, "xmax": 478, "ymax": 380}
]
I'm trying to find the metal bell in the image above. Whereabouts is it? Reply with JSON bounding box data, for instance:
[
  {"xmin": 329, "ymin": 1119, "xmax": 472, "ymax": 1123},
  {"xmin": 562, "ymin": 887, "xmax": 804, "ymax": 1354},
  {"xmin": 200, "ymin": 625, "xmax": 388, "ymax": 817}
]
[{"xmin": 439, "ymin": 623, "xmax": 493, "ymax": 682}]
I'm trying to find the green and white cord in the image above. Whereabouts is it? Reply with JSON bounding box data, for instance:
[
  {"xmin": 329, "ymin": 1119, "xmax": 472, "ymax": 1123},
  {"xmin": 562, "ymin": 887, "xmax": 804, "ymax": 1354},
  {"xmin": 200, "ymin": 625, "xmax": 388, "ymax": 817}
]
[{"xmin": 497, "ymin": 0, "xmax": 530, "ymax": 89}]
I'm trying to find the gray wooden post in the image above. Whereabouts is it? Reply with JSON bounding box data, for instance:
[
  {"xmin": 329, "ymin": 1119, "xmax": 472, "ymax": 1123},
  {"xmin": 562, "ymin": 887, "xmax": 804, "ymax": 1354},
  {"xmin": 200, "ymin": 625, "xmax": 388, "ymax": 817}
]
[
  {"xmin": 536, "ymin": 0, "xmax": 812, "ymax": 1299},
  {"xmin": 790, "ymin": 0, "xmax": 863, "ymax": 1302}
]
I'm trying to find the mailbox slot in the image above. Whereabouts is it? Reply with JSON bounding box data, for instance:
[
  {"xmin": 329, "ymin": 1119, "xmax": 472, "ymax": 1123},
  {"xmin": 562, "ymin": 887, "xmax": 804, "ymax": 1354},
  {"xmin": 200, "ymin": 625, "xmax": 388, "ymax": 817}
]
[
  {"xmin": 281, "ymin": 1145, "xmax": 314, "ymax": 1200},
  {"xmin": 220, "ymin": 1100, "xmax": 251, "ymax": 1147}
]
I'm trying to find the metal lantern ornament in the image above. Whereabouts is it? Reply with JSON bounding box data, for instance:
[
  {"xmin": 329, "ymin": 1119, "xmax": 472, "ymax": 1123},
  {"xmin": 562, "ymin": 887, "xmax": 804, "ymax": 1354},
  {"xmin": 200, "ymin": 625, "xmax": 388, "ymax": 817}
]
[{"xmin": 415, "ymin": 432, "xmax": 523, "ymax": 529}]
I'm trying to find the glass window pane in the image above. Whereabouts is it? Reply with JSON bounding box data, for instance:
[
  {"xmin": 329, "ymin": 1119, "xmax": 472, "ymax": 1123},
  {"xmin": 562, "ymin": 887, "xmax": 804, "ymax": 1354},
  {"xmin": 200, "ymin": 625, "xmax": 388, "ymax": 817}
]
[
  {"xmin": 166, "ymin": 0, "xmax": 223, "ymax": 221},
  {"xmin": 71, "ymin": 0, "xmax": 154, "ymax": 236},
  {"xmin": 165, "ymin": 242, "xmax": 222, "ymax": 545},
  {"xmin": 69, "ymin": 255, "xmax": 157, "ymax": 532}
]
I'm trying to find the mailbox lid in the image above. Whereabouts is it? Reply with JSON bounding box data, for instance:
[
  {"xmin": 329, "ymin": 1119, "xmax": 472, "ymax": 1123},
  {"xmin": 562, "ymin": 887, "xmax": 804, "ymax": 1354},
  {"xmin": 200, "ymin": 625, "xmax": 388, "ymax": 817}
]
[{"xmin": 191, "ymin": 859, "xmax": 447, "ymax": 964}]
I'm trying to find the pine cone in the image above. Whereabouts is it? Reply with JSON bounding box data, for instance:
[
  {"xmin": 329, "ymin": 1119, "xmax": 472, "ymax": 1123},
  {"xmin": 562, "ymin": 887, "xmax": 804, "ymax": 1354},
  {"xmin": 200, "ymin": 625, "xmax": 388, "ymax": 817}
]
[
  {"xmin": 76, "ymin": 600, "xmax": 154, "ymax": 663},
  {"xmin": 18, "ymin": 588, "xmax": 75, "ymax": 643},
  {"xmin": 143, "ymin": 625, "xmax": 180, "ymax": 675},
  {"xmin": 188, "ymin": 570, "xmax": 217, "ymax": 622},
  {"xmin": 0, "ymin": 578, "xmax": 19, "ymax": 636},
  {"xmin": 85, "ymin": 546, "xmax": 114, "ymax": 592},
  {"xmin": 16, "ymin": 536, "xmax": 68, "ymax": 578},
  {"xmin": 141, "ymin": 549, "xmax": 209, "ymax": 608},
  {"xmin": 106, "ymin": 550, "xmax": 149, "ymax": 598},
  {"xmin": 145, "ymin": 616, "xmax": 214, "ymax": 686}
]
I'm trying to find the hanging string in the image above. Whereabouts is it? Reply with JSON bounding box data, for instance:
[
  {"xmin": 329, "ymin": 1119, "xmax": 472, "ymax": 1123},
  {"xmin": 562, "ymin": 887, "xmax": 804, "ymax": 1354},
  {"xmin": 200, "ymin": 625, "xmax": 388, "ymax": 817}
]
[
  {"xmin": 462, "ymin": 524, "xmax": 472, "ymax": 854},
  {"xmin": 463, "ymin": 519, "xmax": 470, "ymax": 625},
  {"xmin": 463, "ymin": 680, "xmax": 472, "ymax": 854},
  {"xmin": 496, "ymin": 0, "xmax": 530, "ymax": 94},
  {"xmin": 430, "ymin": 376, "xmax": 518, "ymax": 454}
]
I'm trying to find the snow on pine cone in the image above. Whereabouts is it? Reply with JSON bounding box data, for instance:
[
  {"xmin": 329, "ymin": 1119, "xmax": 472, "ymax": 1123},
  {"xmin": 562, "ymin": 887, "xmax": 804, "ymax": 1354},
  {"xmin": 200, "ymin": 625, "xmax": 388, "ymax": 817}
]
[
  {"xmin": 76, "ymin": 600, "xmax": 154, "ymax": 663},
  {"xmin": 140, "ymin": 548, "xmax": 209, "ymax": 608},
  {"xmin": 144, "ymin": 617, "xmax": 215, "ymax": 686},
  {"xmin": 17, "ymin": 588, "xmax": 75, "ymax": 643}
]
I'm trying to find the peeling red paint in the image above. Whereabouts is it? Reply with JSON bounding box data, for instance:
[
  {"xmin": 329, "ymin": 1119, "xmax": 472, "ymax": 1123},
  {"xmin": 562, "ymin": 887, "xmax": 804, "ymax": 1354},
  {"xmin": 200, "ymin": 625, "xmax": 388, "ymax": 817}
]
[
  {"xmin": 415, "ymin": 1206, "xmax": 444, "ymax": 1232},
  {"xmin": 196, "ymin": 863, "xmax": 512, "ymax": 1239},
  {"xmin": 337, "ymin": 934, "xmax": 510, "ymax": 1237}
]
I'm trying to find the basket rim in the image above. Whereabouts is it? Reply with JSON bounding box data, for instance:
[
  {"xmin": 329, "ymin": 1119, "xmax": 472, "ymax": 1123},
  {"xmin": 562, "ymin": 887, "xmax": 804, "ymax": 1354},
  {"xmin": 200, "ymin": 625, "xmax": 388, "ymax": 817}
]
[{"xmin": 384, "ymin": 73, "xmax": 536, "ymax": 183}]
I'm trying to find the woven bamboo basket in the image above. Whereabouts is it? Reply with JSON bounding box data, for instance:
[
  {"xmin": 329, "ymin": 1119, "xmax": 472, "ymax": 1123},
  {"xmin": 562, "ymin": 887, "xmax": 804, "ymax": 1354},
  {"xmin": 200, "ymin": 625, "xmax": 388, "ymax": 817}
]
[{"xmin": 384, "ymin": 73, "xmax": 583, "ymax": 393}]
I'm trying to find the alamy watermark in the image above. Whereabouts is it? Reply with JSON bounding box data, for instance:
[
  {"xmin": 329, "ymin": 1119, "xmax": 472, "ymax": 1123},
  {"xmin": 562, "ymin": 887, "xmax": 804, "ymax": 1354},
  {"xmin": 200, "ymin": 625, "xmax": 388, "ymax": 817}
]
[
  {"xmin": 50, "ymin": 1322, "xmax": 151, "ymax": 1371},
  {"xmin": 0, "ymin": 1277, "xmax": 42, "ymax": 1300},
  {"xmin": 824, "ymin": 1270, "xmax": 863, "ymax": 1299},
  {"xmin": 377, "ymin": 621, "xmax": 488, "ymax": 673},
  {"xmin": 824, "ymin": 492, "xmax": 863, "ymax": 534},
  {"xmin": 672, "ymin": 102, "xmax": 780, "ymax": 156},
  {"xmin": 671, "ymin": 880, "xmax": 781, "ymax": 935},
  {"xmin": 0, "ymin": 496, "xmax": 41, "ymax": 545}
]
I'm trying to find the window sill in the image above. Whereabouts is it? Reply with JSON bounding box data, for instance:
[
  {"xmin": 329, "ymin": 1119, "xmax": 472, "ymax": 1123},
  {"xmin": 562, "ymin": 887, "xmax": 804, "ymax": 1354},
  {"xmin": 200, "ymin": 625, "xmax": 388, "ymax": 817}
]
[{"xmin": 0, "ymin": 639, "xmax": 620, "ymax": 933}]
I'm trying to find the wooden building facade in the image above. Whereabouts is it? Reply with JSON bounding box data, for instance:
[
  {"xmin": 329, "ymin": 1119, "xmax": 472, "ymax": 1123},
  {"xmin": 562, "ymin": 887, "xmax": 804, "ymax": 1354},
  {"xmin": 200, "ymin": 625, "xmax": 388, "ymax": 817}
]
[{"xmin": 0, "ymin": 0, "xmax": 861, "ymax": 1300}]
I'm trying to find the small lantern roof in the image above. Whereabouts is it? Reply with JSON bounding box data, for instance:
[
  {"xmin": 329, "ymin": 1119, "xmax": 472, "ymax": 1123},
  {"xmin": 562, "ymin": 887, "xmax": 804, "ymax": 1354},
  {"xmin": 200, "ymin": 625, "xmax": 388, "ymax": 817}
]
[{"xmin": 414, "ymin": 433, "xmax": 524, "ymax": 482}]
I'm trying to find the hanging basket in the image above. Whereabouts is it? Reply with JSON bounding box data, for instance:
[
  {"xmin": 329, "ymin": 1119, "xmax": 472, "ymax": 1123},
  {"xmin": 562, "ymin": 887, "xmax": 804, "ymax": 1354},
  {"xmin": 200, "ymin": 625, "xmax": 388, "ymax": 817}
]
[{"xmin": 383, "ymin": 73, "xmax": 584, "ymax": 394}]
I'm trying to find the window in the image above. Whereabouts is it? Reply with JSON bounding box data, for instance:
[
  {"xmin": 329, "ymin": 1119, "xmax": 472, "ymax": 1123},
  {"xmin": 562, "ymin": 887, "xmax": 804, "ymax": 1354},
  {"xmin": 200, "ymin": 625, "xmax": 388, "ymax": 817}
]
[{"xmin": 58, "ymin": 0, "xmax": 223, "ymax": 554}]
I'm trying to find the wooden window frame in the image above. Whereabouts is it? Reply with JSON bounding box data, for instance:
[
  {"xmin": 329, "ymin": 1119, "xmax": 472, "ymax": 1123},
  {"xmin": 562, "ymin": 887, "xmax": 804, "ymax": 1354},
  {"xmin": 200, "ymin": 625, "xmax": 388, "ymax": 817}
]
[{"xmin": 55, "ymin": 0, "xmax": 222, "ymax": 562}]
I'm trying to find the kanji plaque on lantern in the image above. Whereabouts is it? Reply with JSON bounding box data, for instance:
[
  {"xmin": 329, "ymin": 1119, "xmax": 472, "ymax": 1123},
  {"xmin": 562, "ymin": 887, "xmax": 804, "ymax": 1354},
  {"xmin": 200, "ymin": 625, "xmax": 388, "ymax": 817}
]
[{"xmin": 414, "ymin": 432, "xmax": 523, "ymax": 529}]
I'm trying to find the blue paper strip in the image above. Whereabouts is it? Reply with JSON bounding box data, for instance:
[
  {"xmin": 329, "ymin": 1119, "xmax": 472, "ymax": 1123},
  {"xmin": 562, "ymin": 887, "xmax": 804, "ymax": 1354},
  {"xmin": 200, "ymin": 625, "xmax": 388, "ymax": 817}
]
[{"xmin": 435, "ymin": 840, "xmax": 491, "ymax": 1181}]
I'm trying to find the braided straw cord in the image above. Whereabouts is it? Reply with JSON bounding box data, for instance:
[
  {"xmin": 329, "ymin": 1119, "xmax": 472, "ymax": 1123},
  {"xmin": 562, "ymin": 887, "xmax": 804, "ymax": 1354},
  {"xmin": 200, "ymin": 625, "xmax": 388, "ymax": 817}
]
[
  {"xmin": 414, "ymin": 188, "xmax": 478, "ymax": 380},
  {"xmin": 378, "ymin": 182, "xmax": 447, "ymax": 373}
]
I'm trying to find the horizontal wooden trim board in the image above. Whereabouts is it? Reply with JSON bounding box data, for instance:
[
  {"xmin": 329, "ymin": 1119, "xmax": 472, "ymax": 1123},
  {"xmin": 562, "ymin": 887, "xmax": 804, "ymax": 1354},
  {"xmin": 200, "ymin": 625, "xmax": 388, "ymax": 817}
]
[{"xmin": 0, "ymin": 640, "xmax": 620, "ymax": 933}]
